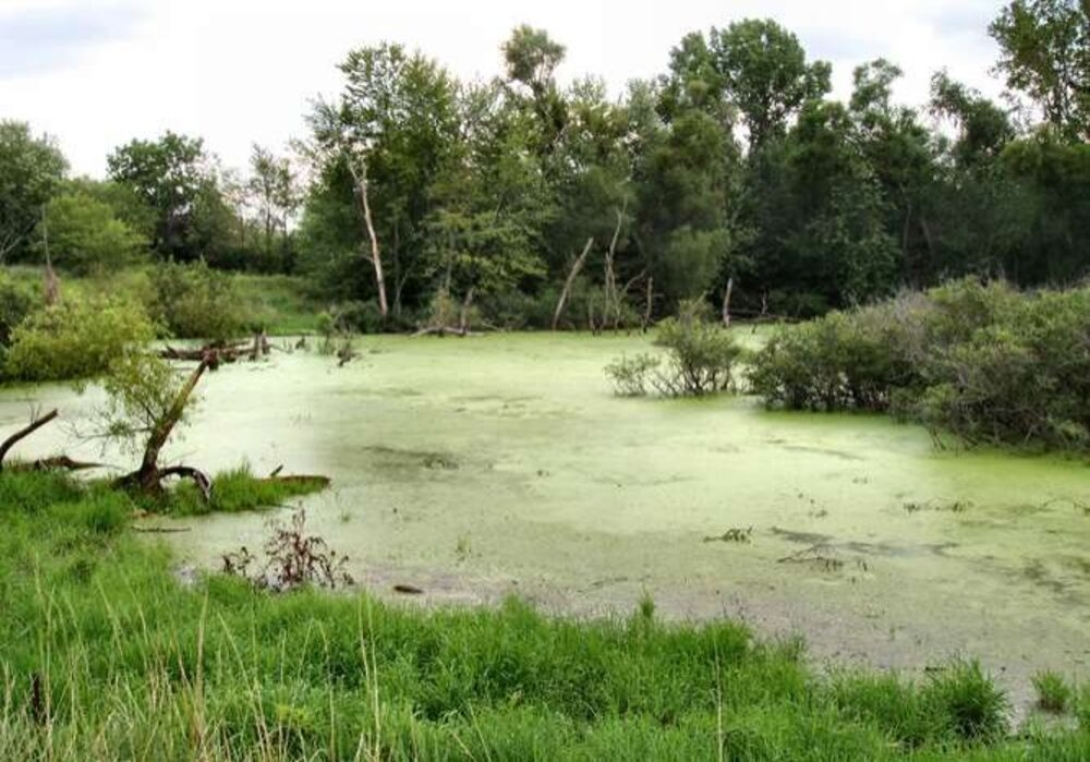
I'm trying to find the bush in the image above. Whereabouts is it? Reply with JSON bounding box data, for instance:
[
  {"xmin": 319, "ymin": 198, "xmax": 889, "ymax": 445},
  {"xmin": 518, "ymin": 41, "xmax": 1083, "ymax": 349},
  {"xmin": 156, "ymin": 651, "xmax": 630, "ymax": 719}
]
[
  {"xmin": 651, "ymin": 300, "xmax": 742, "ymax": 396},
  {"xmin": 5, "ymin": 296, "xmax": 155, "ymax": 382},
  {"xmin": 605, "ymin": 301, "xmax": 741, "ymax": 398},
  {"xmin": 151, "ymin": 260, "xmax": 247, "ymax": 341},
  {"xmin": 604, "ymin": 353, "xmax": 660, "ymax": 397},
  {"xmin": 749, "ymin": 278, "xmax": 1090, "ymax": 451},
  {"xmin": 0, "ymin": 273, "xmax": 34, "ymax": 346}
]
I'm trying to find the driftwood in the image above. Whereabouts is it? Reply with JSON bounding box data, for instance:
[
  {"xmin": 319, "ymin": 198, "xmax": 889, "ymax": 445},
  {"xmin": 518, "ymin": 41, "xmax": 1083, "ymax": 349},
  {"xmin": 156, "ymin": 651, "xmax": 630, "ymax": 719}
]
[
  {"xmin": 30, "ymin": 455, "xmax": 104, "ymax": 472},
  {"xmin": 552, "ymin": 238, "xmax": 594, "ymax": 331},
  {"xmin": 0, "ymin": 409, "xmax": 59, "ymax": 472}
]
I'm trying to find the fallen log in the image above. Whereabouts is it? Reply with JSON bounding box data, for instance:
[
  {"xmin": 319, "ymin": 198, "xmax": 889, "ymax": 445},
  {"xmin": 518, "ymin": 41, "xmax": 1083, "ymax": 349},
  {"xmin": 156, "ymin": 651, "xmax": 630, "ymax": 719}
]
[
  {"xmin": 257, "ymin": 475, "xmax": 332, "ymax": 490},
  {"xmin": 31, "ymin": 455, "xmax": 104, "ymax": 472}
]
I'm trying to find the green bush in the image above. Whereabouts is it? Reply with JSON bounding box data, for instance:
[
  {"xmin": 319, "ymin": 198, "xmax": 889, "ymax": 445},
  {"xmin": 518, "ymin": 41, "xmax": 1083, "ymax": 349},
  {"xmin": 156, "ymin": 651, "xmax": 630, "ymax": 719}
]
[
  {"xmin": 749, "ymin": 278, "xmax": 1090, "ymax": 451},
  {"xmin": 151, "ymin": 260, "xmax": 247, "ymax": 341},
  {"xmin": 604, "ymin": 353, "xmax": 661, "ymax": 396},
  {"xmin": 0, "ymin": 273, "xmax": 34, "ymax": 346},
  {"xmin": 5, "ymin": 296, "xmax": 155, "ymax": 382},
  {"xmin": 651, "ymin": 300, "xmax": 742, "ymax": 396}
]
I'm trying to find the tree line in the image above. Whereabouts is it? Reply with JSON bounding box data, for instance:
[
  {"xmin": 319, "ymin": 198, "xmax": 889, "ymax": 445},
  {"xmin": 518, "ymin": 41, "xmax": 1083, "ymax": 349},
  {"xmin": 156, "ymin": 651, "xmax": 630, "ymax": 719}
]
[{"xmin": 2, "ymin": 0, "xmax": 1089, "ymax": 329}]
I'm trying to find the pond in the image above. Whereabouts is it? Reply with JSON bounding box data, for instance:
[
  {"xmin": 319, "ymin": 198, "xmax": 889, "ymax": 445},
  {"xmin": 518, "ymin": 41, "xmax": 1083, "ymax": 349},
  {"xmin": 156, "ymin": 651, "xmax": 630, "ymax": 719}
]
[{"xmin": 2, "ymin": 331, "xmax": 1088, "ymax": 710}]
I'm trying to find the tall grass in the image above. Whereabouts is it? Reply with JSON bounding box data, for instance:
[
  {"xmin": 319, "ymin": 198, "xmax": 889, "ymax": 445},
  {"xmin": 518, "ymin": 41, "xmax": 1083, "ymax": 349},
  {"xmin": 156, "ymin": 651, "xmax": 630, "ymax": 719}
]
[{"xmin": 1, "ymin": 472, "xmax": 1087, "ymax": 760}]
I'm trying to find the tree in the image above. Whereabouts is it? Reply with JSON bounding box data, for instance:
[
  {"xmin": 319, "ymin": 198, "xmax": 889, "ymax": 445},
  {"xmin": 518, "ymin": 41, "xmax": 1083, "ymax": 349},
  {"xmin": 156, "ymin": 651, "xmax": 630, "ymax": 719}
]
[
  {"xmin": 709, "ymin": 19, "xmax": 831, "ymax": 150},
  {"xmin": 305, "ymin": 43, "xmax": 460, "ymax": 318},
  {"xmin": 34, "ymin": 192, "xmax": 147, "ymax": 275},
  {"xmin": 107, "ymin": 132, "xmax": 228, "ymax": 262},
  {"xmin": 0, "ymin": 121, "xmax": 67, "ymax": 262},
  {"xmin": 247, "ymin": 145, "xmax": 300, "ymax": 264},
  {"xmin": 989, "ymin": 0, "xmax": 1090, "ymax": 140}
]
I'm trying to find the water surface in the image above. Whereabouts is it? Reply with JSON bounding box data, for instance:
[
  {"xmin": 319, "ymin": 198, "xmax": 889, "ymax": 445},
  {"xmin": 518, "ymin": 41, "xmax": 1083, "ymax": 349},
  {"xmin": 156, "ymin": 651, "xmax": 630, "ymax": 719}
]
[{"xmin": 2, "ymin": 332, "xmax": 1087, "ymax": 710}]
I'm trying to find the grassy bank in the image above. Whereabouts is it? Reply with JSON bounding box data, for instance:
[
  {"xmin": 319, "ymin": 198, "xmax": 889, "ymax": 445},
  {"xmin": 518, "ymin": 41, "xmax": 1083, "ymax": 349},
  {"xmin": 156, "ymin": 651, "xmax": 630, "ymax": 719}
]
[
  {"xmin": 5, "ymin": 265, "xmax": 322, "ymax": 336},
  {"xmin": 0, "ymin": 471, "xmax": 1087, "ymax": 760}
]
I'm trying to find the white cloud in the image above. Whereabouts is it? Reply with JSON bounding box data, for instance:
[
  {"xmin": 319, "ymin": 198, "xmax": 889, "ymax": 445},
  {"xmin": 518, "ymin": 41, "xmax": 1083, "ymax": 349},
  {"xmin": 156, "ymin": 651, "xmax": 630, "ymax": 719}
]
[{"xmin": 0, "ymin": 0, "xmax": 1005, "ymax": 177}]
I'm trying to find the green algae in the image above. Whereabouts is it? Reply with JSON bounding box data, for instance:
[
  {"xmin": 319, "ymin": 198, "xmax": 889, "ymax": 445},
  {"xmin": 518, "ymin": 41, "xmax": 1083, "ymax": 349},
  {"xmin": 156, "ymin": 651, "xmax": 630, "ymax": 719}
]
[{"xmin": 0, "ymin": 330, "xmax": 1087, "ymax": 712}]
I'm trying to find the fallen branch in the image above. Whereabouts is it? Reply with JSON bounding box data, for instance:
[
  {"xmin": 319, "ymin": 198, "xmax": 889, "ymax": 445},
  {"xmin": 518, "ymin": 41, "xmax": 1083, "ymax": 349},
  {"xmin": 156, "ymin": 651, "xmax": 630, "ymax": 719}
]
[
  {"xmin": 131, "ymin": 526, "xmax": 192, "ymax": 534},
  {"xmin": 0, "ymin": 409, "xmax": 59, "ymax": 472}
]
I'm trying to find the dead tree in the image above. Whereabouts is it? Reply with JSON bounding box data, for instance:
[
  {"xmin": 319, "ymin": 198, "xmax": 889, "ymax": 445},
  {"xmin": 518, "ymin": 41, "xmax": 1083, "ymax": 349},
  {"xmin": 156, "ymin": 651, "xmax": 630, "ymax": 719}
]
[
  {"xmin": 553, "ymin": 238, "xmax": 594, "ymax": 331},
  {"xmin": 346, "ymin": 157, "xmax": 389, "ymax": 319}
]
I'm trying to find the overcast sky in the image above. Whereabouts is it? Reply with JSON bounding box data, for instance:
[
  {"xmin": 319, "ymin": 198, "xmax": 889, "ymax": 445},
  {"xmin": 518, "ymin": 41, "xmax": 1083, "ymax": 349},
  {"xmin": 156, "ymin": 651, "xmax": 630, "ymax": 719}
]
[{"xmin": 1, "ymin": 0, "xmax": 1006, "ymax": 177}]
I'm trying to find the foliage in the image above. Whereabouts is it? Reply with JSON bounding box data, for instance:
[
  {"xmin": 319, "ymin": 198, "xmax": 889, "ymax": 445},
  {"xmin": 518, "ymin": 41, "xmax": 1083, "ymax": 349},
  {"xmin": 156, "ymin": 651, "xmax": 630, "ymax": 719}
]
[
  {"xmin": 651, "ymin": 300, "xmax": 742, "ymax": 396},
  {"xmin": 607, "ymin": 301, "xmax": 741, "ymax": 398},
  {"xmin": 0, "ymin": 120, "xmax": 67, "ymax": 262},
  {"xmin": 989, "ymin": 0, "xmax": 1089, "ymax": 141},
  {"xmin": 151, "ymin": 260, "xmax": 248, "ymax": 340},
  {"xmin": 107, "ymin": 132, "xmax": 231, "ymax": 263},
  {"xmin": 35, "ymin": 192, "xmax": 148, "ymax": 275},
  {"xmin": 751, "ymin": 279, "xmax": 1090, "ymax": 451},
  {"xmin": 604, "ymin": 353, "xmax": 661, "ymax": 397},
  {"xmin": 96, "ymin": 352, "xmax": 195, "ymax": 457},
  {"xmin": 0, "ymin": 272, "xmax": 35, "ymax": 347},
  {"xmin": 4, "ymin": 296, "xmax": 155, "ymax": 383}
]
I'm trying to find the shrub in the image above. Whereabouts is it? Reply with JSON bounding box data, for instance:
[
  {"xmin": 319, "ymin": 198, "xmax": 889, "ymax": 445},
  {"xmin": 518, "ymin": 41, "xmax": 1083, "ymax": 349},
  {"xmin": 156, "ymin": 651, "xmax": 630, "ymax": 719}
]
[
  {"xmin": 151, "ymin": 260, "xmax": 247, "ymax": 341},
  {"xmin": 0, "ymin": 273, "xmax": 34, "ymax": 346},
  {"xmin": 5, "ymin": 296, "xmax": 155, "ymax": 382},
  {"xmin": 749, "ymin": 278, "xmax": 1090, "ymax": 451},
  {"xmin": 651, "ymin": 300, "xmax": 742, "ymax": 396},
  {"xmin": 604, "ymin": 353, "xmax": 660, "ymax": 397},
  {"xmin": 605, "ymin": 301, "xmax": 741, "ymax": 398}
]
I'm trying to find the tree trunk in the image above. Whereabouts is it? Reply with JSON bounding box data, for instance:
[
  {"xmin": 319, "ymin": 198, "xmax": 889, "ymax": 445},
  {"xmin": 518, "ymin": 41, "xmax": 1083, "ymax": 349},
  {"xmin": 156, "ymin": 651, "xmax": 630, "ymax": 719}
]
[
  {"xmin": 129, "ymin": 359, "xmax": 210, "ymax": 494},
  {"xmin": 348, "ymin": 158, "xmax": 388, "ymax": 318},
  {"xmin": 459, "ymin": 287, "xmax": 475, "ymax": 334},
  {"xmin": 721, "ymin": 277, "xmax": 734, "ymax": 327},
  {"xmin": 552, "ymin": 238, "xmax": 594, "ymax": 331}
]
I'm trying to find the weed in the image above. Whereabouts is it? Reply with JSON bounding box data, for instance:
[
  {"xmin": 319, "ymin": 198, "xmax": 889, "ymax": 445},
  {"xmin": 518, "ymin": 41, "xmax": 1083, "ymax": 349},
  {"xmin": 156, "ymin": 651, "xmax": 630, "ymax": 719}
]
[{"xmin": 1032, "ymin": 671, "xmax": 1073, "ymax": 713}]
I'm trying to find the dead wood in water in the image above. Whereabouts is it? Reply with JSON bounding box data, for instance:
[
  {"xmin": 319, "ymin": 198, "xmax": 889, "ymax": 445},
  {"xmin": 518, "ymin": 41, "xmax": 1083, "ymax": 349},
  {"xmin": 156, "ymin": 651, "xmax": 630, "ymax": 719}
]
[{"xmin": 0, "ymin": 408, "xmax": 59, "ymax": 472}]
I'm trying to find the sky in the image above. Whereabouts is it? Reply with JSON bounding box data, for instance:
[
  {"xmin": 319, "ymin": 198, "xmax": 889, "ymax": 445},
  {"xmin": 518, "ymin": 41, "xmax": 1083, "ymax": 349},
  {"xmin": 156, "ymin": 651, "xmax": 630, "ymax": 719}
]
[{"xmin": 0, "ymin": 0, "xmax": 1007, "ymax": 177}]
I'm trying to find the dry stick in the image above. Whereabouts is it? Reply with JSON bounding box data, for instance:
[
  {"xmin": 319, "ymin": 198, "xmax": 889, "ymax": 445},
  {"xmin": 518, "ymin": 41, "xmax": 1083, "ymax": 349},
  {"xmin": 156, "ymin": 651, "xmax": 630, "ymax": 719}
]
[
  {"xmin": 0, "ymin": 409, "xmax": 59, "ymax": 472},
  {"xmin": 553, "ymin": 237, "xmax": 594, "ymax": 331}
]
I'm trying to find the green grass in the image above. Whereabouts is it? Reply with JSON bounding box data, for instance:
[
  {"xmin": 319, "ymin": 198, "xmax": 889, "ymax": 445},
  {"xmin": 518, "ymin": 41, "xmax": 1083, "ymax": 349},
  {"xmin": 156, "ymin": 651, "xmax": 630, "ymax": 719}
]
[
  {"xmin": 0, "ymin": 472, "xmax": 1088, "ymax": 759},
  {"xmin": 232, "ymin": 273, "xmax": 323, "ymax": 335}
]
